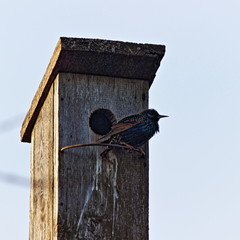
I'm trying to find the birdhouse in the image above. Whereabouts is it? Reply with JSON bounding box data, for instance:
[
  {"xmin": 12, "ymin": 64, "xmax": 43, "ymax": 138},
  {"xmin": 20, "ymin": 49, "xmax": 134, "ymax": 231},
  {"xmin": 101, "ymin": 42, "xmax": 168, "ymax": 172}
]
[{"xmin": 20, "ymin": 37, "xmax": 165, "ymax": 239}]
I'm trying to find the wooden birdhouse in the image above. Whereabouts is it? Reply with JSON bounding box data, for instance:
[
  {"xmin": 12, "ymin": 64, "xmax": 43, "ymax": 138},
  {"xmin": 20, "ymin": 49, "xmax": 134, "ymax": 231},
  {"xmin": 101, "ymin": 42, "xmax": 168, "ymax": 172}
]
[{"xmin": 20, "ymin": 37, "xmax": 165, "ymax": 239}]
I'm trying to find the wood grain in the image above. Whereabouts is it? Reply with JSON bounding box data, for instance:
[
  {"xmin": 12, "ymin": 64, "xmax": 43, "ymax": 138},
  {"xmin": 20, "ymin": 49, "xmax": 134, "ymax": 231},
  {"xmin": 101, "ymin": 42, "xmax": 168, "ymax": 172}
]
[
  {"xmin": 55, "ymin": 73, "xmax": 149, "ymax": 239},
  {"xmin": 29, "ymin": 73, "xmax": 151, "ymax": 239},
  {"xmin": 30, "ymin": 84, "xmax": 54, "ymax": 240}
]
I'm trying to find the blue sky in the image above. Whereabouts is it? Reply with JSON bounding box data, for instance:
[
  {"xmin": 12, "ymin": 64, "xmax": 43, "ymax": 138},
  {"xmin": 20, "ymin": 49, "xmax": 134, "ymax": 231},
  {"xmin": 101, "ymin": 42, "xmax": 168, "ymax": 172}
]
[{"xmin": 1, "ymin": 0, "xmax": 240, "ymax": 239}]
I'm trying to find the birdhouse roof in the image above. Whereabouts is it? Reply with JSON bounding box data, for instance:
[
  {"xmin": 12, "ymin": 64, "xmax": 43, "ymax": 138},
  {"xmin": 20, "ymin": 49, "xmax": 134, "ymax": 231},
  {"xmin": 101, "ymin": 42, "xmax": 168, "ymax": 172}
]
[{"xmin": 20, "ymin": 37, "xmax": 165, "ymax": 142}]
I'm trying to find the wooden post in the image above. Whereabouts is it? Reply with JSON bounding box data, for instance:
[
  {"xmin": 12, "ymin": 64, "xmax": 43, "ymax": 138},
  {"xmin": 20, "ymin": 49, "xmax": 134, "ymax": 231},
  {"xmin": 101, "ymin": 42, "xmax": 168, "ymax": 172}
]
[{"xmin": 21, "ymin": 37, "xmax": 165, "ymax": 240}]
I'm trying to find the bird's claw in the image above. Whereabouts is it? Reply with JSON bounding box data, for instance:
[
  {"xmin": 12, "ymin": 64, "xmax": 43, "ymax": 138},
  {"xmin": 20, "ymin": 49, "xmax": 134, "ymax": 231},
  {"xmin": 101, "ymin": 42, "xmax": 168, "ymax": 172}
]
[{"xmin": 123, "ymin": 144, "xmax": 145, "ymax": 158}]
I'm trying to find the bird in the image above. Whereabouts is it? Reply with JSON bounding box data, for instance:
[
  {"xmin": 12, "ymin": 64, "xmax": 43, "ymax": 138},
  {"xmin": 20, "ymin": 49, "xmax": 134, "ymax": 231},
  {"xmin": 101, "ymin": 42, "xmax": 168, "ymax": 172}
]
[
  {"xmin": 60, "ymin": 109, "xmax": 168, "ymax": 156},
  {"xmin": 98, "ymin": 109, "xmax": 168, "ymax": 155}
]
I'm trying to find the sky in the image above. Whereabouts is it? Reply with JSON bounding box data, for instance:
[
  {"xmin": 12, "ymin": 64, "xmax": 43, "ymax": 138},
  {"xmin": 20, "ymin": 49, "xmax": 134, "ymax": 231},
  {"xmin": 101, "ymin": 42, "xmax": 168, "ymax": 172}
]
[{"xmin": 1, "ymin": 0, "xmax": 240, "ymax": 239}]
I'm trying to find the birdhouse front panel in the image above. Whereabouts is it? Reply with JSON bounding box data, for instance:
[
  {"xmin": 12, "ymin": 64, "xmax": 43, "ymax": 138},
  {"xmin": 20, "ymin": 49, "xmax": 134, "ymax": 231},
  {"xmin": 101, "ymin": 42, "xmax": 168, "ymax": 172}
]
[{"xmin": 55, "ymin": 73, "xmax": 149, "ymax": 239}]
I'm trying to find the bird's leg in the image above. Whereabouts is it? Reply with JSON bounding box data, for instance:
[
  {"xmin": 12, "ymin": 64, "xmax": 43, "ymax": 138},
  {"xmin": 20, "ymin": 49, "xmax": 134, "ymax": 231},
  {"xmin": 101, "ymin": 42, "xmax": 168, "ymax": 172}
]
[
  {"xmin": 99, "ymin": 139, "xmax": 145, "ymax": 158},
  {"xmin": 117, "ymin": 142, "xmax": 135, "ymax": 152},
  {"xmin": 118, "ymin": 142, "xmax": 145, "ymax": 157},
  {"xmin": 100, "ymin": 143, "xmax": 134, "ymax": 157},
  {"xmin": 124, "ymin": 143, "xmax": 134, "ymax": 152}
]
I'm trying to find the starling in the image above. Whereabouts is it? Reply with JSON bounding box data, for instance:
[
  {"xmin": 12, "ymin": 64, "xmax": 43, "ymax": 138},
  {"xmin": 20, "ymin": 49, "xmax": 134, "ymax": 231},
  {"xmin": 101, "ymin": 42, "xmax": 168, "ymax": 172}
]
[
  {"xmin": 98, "ymin": 109, "xmax": 168, "ymax": 150},
  {"xmin": 60, "ymin": 109, "xmax": 167, "ymax": 154}
]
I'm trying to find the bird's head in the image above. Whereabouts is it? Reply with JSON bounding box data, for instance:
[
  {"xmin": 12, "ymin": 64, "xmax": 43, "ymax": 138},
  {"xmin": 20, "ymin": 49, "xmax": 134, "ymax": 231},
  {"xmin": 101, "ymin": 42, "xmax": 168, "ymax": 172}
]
[{"xmin": 146, "ymin": 109, "xmax": 168, "ymax": 121}]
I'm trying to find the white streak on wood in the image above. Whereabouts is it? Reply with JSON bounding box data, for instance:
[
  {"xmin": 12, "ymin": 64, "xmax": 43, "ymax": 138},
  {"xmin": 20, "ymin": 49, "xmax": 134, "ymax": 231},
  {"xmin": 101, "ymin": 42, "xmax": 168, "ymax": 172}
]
[
  {"xmin": 94, "ymin": 151, "xmax": 102, "ymax": 191},
  {"xmin": 76, "ymin": 149, "xmax": 102, "ymax": 234},
  {"xmin": 76, "ymin": 185, "xmax": 93, "ymax": 232},
  {"xmin": 107, "ymin": 152, "xmax": 119, "ymax": 236}
]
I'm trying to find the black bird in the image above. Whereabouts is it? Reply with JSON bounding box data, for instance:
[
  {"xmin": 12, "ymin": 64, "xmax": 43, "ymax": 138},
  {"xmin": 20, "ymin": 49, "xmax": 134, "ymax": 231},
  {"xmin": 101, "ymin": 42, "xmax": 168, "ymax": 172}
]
[
  {"xmin": 60, "ymin": 109, "xmax": 168, "ymax": 154},
  {"xmin": 98, "ymin": 109, "xmax": 168, "ymax": 151}
]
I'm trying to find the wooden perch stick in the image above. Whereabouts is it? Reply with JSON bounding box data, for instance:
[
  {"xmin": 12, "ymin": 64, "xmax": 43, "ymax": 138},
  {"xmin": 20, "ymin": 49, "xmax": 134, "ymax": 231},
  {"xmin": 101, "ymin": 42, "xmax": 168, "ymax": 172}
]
[{"xmin": 60, "ymin": 143, "xmax": 136, "ymax": 152}]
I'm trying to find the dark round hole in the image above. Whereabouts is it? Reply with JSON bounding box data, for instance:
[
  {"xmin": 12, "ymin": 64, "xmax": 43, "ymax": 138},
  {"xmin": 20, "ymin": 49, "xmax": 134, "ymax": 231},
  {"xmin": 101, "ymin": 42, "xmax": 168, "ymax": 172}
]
[{"xmin": 89, "ymin": 109, "xmax": 117, "ymax": 135}]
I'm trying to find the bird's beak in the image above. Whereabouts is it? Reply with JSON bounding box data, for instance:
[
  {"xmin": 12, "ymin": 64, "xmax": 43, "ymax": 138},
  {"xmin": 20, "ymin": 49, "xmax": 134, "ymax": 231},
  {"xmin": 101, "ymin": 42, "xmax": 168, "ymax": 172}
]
[{"xmin": 158, "ymin": 114, "xmax": 168, "ymax": 119}]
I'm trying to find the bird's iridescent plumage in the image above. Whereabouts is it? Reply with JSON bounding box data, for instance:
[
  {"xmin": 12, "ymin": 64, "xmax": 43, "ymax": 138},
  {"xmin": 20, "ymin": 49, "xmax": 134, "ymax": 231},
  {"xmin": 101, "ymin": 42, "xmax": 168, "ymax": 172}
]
[{"xmin": 98, "ymin": 109, "xmax": 167, "ymax": 148}]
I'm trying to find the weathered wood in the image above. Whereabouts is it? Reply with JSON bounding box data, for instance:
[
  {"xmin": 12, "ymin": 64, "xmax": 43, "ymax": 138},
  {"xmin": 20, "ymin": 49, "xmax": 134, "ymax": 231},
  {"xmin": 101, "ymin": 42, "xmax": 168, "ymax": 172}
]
[
  {"xmin": 20, "ymin": 37, "xmax": 165, "ymax": 143},
  {"xmin": 53, "ymin": 73, "xmax": 149, "ymax": 239},
  {"xmin": 30, "ymin": 84, "xmax": 54, "ymax": 239},
  {"xmin": 23, "ymin": 38, "xmax": 166, "ymax": 240},
  {"xmin": 29, "ymin": 73, "xmax": 150, "ymax": 239}
]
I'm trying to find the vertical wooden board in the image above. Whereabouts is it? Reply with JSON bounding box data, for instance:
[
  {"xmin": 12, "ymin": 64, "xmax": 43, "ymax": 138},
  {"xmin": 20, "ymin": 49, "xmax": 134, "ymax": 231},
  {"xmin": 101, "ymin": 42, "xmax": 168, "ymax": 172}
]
[
  {"xmin": 30, "ymin": 84, "xmax": 54, "ymax": 240},
  {"xmin": 53, "ymin": 76, "xmax": 60, "ymax": 240},
  {"xmin": 56, "ymin": 73, "xmax": 149, "ymax": 239}
]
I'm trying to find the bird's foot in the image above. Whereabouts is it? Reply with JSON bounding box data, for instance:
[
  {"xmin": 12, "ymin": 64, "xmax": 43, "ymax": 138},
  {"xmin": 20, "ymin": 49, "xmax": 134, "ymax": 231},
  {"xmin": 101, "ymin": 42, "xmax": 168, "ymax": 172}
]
[
  {"xmin": 100, "ymin": 143, "xmax": 145, "ymax": 158},
  {"xmin": 121, "ymin": 143, "xmax": 145, "ymax": 158},
  {"xmin": 125, "ymin": 144, "xmax": 135, "ymax": 152}
]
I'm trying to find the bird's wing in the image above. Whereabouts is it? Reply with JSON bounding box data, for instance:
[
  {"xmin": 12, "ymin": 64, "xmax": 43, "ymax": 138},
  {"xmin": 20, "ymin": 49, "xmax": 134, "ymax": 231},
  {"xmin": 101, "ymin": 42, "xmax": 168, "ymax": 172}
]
[{"xmin": 97, "ymin": 121, "xmax": 139, "ymax": 142}]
